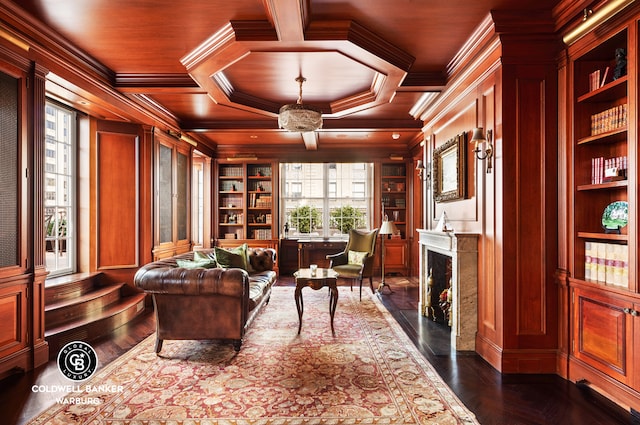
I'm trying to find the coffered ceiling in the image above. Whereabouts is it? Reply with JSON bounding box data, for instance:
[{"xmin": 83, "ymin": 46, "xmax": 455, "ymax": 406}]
[{"xmin": 5, "ymin": 0, "xmax": 568, "ymax": 156}]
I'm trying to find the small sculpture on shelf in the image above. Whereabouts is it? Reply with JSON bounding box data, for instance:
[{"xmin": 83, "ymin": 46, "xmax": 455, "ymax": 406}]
[{"xmin": 613, "ymin": 48, "xmax": 627, "ymax": 80}]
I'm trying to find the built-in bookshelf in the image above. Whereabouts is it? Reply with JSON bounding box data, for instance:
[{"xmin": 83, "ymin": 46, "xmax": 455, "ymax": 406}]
[
  {"xmin": 571, "ymin": 28, "xmax": 630, "ymax": 288},
  {"xmin": 381, "ymin": 163, "xmax": 407, "ymax": 238},
  {"xmin": 215, "ymin": 161, "xmax": 277, "ymax": 245},
  {"xmin": 566, "ymin": 14, "xmax": 640, "ymax": 407},
  {"xmin": 380, "ymin": 162, "xmax": 408, "ymax": 275}
]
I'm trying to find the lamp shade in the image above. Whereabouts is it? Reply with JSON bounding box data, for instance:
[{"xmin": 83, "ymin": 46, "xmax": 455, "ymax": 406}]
[
  {"xmin": 278, "ymin": 76, "xmax": 323, "ymax": 132},
  {"xmin": 471, "ymin": 127, "xmax": 486, "ymax": 143},
  {"xmin": 379, "ymin": 220, "xmax": 398, "ymax": 235},
  {"xmin": 278, "ymin": 103, "xmax": 323, "ymax": 132}
]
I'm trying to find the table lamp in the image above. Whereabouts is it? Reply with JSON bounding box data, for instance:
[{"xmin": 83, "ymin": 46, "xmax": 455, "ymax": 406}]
[{"xmin": 378, "ymin": 217, "xmax": 398, "ymax": 294}]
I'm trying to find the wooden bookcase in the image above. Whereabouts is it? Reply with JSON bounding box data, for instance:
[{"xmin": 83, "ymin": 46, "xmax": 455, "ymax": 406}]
[
  {"xmin": 380, "ymin": 162, "xmax": 409, "ymax": 275},
  {"xmin": 566, "ymin": 12, "xmax": 640, "ymax": 409},
  {"xmin": 215, "ymin": 161, "xmax": 278, "ymax": 250},
  {"xmin": 152, "ymin": 131, "xmax": 192, "ymax": 260}
]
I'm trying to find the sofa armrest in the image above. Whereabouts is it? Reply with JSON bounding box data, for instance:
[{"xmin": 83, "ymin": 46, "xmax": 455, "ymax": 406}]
[{"xmin": 134, "ymin": 265, "xmax": 248, "ymax": 298}]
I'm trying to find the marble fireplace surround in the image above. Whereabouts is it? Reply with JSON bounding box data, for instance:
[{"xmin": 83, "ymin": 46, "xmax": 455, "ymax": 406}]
[{"xmin": 418, "ymin": 230, "xmax": 478, "ymax": 351}]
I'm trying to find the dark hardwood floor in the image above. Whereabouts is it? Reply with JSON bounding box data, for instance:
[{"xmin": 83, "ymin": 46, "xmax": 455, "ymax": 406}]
[{"xmin": 0, "ymin": 276, "xmax": 635, "ymax": 425}]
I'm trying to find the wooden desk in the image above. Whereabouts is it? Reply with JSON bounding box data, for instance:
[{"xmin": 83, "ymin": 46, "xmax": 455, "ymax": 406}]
[{"xmin": 297, "ymin": 239, "xmax": 346, "ymax": 269}]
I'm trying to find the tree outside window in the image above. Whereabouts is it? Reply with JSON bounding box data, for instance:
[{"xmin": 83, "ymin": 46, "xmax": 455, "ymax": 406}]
[{"xmin": 281, "ymin": 163, "xmax": 373, "ymax": 238}]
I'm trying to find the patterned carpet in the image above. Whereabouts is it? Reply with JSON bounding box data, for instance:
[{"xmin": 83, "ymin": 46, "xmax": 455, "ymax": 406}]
[{"xmin": 28, "ymin": 285, "xmax": 479, "ymax": 424}]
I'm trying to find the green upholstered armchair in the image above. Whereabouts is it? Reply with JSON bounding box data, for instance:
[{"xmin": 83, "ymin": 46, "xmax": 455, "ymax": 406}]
[{"xmin": 326, "ymin": 228, "xmax": 379, "ymax": 300}]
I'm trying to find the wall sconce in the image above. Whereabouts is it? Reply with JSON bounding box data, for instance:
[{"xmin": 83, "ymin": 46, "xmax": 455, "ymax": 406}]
[
  {"xmin": 471, "ymin": 127, "xmax": 493, "ymax": 173},
  {"xmin": 415, "ymin": 160, "xmax": 430, "ymax": 186}
]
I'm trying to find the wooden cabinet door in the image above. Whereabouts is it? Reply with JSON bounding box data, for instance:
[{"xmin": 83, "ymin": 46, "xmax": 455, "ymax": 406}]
[
  {"xmin": 572, "ymin": 287, "xmax": 634, "ymax": 385},
  {"xmin": 382, "ymin": 239, "xmax": 408, "ymax": 275}
]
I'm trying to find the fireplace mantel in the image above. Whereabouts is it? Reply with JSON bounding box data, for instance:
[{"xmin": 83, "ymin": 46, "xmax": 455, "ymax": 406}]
[{"xmin": 417, "ymin": 229, "xmax": 478, "ymax": 351}]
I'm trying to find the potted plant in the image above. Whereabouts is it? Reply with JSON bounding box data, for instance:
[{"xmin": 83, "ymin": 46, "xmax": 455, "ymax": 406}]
[
  {"xmin": 330, "ymin": 205, "xmax": 364, "ymax": 234},
  {"xmin": 289, "ymin": 205, "xmax": 321, "ymax": 234}
]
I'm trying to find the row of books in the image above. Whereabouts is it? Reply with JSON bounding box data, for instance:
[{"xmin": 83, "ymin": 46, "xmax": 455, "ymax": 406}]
[
  {"xmin": 220, "ymin": 181, "xmax": 243, "ymax": 191},
  {"xmin": 220, "ymin": 166, "xmax": 243, "ymax": 177},
  {"xmin": 249, "ymin": 166, "xmax": 271, "ymax": 177},
  {"xmin": 248, "ymin": 180, "xmax": 272, "ymax": 192},
  {"xmin": 381, "ymin": 166, "xmax": 406, "ymax": 176},
  {"xmin": 382, "ymin": 196, "xmax": 406, "ymax": 208},
  {"xmin": 584, "ymin": 241, "xmax": 628, "ymax": 288},
  {"xmin": 590, "ymin": 104, "xmax": 627, "ymax": 136},
  {"xmin": 252, "ymin": 229, "xmax": 272, "ymax": 240},
  {"xmin": 249, "ymin": 193, "xmax": 272, "ymax": 208},
  {"xmin": 591, "ymin": 155, "xmax": 627, "ymax": 184},
  {"xmin": 588, "ymin": 67, "xmax": 610, "ymax": 92}
]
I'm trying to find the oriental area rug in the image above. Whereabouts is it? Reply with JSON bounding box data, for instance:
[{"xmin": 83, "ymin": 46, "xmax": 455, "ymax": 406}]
[{"xmin": 28, "ymin": 286, "xmax": 479, "ymax": 424}]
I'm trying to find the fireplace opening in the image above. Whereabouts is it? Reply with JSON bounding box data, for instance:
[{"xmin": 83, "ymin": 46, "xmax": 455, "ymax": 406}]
[{"xmin": 426, "ymin": 250, "xmax": 452, "ymax": 326}]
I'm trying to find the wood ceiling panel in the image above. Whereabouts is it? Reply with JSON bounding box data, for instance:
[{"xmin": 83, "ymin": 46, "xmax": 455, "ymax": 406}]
[
  {"xmin": 224, "ymin": 51, "xmax": 376, "ymax": 103},
  {"xmin": 12, "ymin": 0, "xmax": 562, "ymax": 152},
  {"xmin": 311, "ymin": 0, "xmax": 563, "ymax": 70},
  {"xmin": 19, "ymin": 0, "xmax": 268, "ymax": 72}
]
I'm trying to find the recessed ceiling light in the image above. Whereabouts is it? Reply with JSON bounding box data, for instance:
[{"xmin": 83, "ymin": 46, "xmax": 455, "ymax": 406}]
[{"xmin": 392, "ymin": 133, "xmax": 400, "ymax": 140}]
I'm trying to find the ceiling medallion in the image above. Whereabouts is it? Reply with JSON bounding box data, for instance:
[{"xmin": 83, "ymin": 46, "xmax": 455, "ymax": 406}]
[{"xmin": 278, "ymin": 76, "xmax": 323, "ymax": 132}]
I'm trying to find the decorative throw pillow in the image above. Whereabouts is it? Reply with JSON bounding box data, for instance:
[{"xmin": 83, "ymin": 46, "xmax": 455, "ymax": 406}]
[
  {"xmin": 194, "ymin": 250, "xmax": 215, "ymax": 262},
  {"xmin": 176, "ymin": 258, "xmax": 216, "ymax": 269},
  {"xmin": 348, "ymin": 250, "xmax": 368, "ymax": 265},
  {"xmin": 214, "ymin": 245, "xmax": 248, "ymax": 270}
]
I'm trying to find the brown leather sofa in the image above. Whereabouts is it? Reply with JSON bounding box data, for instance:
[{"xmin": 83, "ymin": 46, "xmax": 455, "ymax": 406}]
[{"xmin": 134, "ymin": 247, "xmax": 277, "ymax": 354}]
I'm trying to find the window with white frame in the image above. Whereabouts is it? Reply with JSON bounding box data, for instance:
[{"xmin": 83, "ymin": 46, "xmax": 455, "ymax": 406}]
[
  {"xmin": 44, "ymin": 102, "xmax": 76, "ymax": 277},
  {"xmin": 280, "ymin": 163, "xmax": 373, "ymax": 238}
]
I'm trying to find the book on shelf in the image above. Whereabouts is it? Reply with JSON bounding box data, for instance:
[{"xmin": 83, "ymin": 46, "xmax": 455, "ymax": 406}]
[
  {"xmin": 591, "ymin": 155, "xmax": 627, "ymax": 184},
  {"xmin": 600, "ymin": 66, "xmax": 610, "ymax": 87},
  {"xmin": 588, "ymin": 66, "xmax": 612, "ymax": 91},
  {"xmin": 585, "ymin": 241, "xmax": 628, "ymax": 288},
  {"xmin": 589, "ymin": 69, "xmax": 601, "ymax": 91},
  {"xmin": 590, "ymin": 104, "xmax": 627, "ymax": 136},
  {"xmin": 252, "ymin": 228, "xmax": 272, "ymax": 240}
]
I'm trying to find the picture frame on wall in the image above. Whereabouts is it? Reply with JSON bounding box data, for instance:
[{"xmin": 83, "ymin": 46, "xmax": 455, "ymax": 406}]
[{"xmin": 433, "ymin": 132, "xmax": 467, "ymax": 202}]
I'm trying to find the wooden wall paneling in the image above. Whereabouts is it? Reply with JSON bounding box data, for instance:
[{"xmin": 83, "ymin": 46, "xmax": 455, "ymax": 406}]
[
  {"xmin": 411, "ymin": 154, "xmax": 423, "ymax": 276},
  {"xmin": 139, "ymin": 126, "xmax": 154, "ymax": 266},
  {"xmin": 0, "ymin": 281, "xmax": 28, "ymax": 362},
  {"xmin": 431, "ymin": 100, "xmax": 481, "ymax": 231},
  {"xmin": 500, "ymin": 60, "xmax": 559, "ymax": 373},
  {"xmin": 29, "ymin": 63, "xmax": 49, "ymax": 367},
  {"xmin": 556, "ymin": 51, "xmax": 571, "ymax": 378},
  {"xmin": 0, "ymin": 45, "xmax": 50, "ymax": 375},
  {"xmin": 96, "ymin": 131, "xmax": 139, "ymax": 269},
  {"xmin": 476, "ymin": 81, "xmax": 501, "ymax": 360}
]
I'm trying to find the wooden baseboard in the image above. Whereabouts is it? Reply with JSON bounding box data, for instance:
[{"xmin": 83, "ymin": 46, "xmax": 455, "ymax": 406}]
[
  {"xmin": 0, "ymin": 347, "xmax": 30, "ymax": 380},
  {"xmin": 32, "ymin": 341, "xmax": 49, "ymax": 369},
  {"xmin": 501, "ymin": 349, "xmax": 558, "ymax": 373},
  {"xmin": 476, "ymin": 335, "xmax": 559, "ymax": 374},
  {"xmin": 475, "ymin": 334, "xmax": 503, "ymax": 372},
  {"xmin": 570, "ymin": 357, "xmax": 640, "ymax": 413}
]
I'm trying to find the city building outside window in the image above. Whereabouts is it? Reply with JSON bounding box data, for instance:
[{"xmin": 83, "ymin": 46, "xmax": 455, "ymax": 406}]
[
  {"xmin": 44, "ymin": 102, "xmax": 76, "ymax": 277},
  {"xmin": 280, "ymin": 163, "xmax": 373, "ymax": 238}
]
